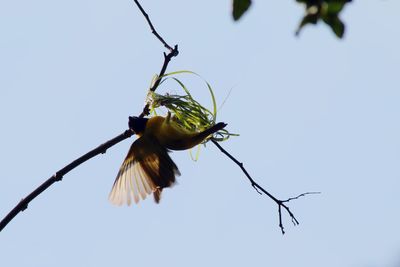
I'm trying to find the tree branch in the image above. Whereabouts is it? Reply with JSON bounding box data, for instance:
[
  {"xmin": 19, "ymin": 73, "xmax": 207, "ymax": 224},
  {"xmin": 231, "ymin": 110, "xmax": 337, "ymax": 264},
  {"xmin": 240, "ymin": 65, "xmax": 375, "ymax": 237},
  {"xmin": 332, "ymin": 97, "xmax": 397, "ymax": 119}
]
[
  {"xmin": 132, "ymin": 0, "xmax": 179, "ymax": 118},
  {"xmin": 0, "ymin": 130, "xmax": 134, "ymax": 232},
  {"xmin": 133, "ymin": 0, "xmax": 178, "ymax": 54},
  {"xmin": 0, "ymin": 0, "xmax": 179, "ymax": 233},
  {"xmin": 211, "ymin": 139, "xmax": 317, "ymax": 234}
]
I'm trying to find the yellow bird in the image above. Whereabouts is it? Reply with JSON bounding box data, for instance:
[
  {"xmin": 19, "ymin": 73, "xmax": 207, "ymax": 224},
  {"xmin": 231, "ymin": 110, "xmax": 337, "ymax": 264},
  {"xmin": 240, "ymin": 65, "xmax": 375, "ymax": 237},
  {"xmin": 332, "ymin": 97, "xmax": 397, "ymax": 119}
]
[{"xmin": 109, "ymin": 113, "xmax": 227, "ymax": 205}]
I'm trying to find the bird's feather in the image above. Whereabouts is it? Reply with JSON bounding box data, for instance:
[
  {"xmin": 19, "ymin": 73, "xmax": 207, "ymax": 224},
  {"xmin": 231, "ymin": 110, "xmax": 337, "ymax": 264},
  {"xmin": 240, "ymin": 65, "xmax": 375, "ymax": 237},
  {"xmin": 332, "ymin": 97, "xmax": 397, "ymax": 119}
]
[{"xmin": 109, "ymin": 134, "xmax": 180, "ymax": 205}]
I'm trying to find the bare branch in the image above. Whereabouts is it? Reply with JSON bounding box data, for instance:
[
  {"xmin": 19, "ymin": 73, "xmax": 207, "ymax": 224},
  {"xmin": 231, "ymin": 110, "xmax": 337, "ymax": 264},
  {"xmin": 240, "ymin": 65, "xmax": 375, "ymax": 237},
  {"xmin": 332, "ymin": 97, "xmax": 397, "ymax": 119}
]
[
  {"xmin": 0, "ymin": 1, "xmax": 179, "ymax": 233},
  {"xmin": 132, "ymin": 0, "xmax": 179, "ymax": 118},
  {"xmin": 133, "ymin": 0, "xmax": 178, "ymax": 54},
  {"xmin": 0, "ymin": 130, "xmax": 134, "ymax": 232},
  {"xmin": 138, "ymin": 45, "xmax": 179, "ymax": 118},
  {"xmin": 211, "ymin": 139, "xmax": 317, "ymax": 234}
]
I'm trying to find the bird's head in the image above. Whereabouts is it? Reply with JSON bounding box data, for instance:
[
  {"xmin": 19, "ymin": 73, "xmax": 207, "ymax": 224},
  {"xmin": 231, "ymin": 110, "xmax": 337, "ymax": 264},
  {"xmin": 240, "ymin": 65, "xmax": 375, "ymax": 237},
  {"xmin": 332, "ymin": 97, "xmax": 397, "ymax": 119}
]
[{"xmin": 128, "ymin": 116, "xmax": 149, "ymax": 134}]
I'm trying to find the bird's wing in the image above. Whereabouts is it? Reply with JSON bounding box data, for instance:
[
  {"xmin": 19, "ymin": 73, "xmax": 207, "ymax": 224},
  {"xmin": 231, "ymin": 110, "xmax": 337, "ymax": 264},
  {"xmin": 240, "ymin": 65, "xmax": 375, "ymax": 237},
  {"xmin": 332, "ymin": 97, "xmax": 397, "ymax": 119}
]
[{"xmin": 109, "ymin": 134, "xmax": 180, "ymax": 206}]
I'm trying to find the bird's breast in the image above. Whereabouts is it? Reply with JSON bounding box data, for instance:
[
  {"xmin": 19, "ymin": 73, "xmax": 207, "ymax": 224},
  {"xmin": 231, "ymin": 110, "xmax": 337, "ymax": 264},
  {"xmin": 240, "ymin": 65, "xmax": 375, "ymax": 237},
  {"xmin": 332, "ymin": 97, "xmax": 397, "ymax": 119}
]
[{"xmin": 145, "ymin": 116, "xmax": 199, "ymax": 151}]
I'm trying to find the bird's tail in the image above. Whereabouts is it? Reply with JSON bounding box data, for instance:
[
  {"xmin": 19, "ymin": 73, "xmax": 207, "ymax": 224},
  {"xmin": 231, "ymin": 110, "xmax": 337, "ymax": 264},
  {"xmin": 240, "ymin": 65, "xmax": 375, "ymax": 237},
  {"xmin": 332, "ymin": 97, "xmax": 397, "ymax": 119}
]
[
  {"xmin": 165, "ymin": 122, "xmax": 227, "ymax": 150},
  {"xmin": 196, "ymin": 122, "xmax": 227, "ymax": 142}
]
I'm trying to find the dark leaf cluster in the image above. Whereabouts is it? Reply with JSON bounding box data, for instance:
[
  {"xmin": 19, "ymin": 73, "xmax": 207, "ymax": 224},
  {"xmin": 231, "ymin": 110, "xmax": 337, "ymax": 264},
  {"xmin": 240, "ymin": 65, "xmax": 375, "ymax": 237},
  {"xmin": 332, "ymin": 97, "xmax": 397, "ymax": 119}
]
[
  {"xmin": 296, "ymin": 0, "xmax": 351, "ymax": 38},
  {"xmin": 232, "ymin": 0, "xmax": 351, "ymax": 38}
]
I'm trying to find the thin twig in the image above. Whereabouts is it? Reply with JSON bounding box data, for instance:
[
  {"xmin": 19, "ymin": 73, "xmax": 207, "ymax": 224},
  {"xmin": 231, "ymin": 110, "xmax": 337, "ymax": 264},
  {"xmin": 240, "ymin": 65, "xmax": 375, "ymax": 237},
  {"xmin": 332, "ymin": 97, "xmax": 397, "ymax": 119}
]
[
  {"xmin": 149, "ymin": 46, "xmax": 179, "ymax": 92},
  {"xmin": 282, "ymin": 192, "xmax": 321, "ymax": 203},
  {"xmin": 133, "ymin": 0, "xmax": 177, "ymax": 54},
  {"xmin": 0, "ymin": 130, "xmax": 134, "ymax": 232},
  {"xmin": 211, "ymin": 139, "xmax": 317, "ymax": 234}
]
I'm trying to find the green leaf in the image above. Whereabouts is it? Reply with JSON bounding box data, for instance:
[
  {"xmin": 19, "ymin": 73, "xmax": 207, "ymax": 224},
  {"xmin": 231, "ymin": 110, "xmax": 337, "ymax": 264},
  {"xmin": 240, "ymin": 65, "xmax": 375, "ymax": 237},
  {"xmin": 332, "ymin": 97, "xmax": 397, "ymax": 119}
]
[
  {"xmin": 232, "ymin": 0, "xmax": 251, "ymax": 21},
  {"xmin": 190, "ymin": 144, "xmax": 202, "ymax": 162},
  {"xmin": 296, "ymin": 13, "xmax": 319, "ymax": 36},
  {"xmin": 204, "ymin": 80, "xmax": 217, "ymax": 123},
  {"xmin": 326, "ymin": 2, "xmax": 346, "ymax": 14},
  {"xmin": 323, "ymin": 16, "xmax": 345, "ymax": 38}
]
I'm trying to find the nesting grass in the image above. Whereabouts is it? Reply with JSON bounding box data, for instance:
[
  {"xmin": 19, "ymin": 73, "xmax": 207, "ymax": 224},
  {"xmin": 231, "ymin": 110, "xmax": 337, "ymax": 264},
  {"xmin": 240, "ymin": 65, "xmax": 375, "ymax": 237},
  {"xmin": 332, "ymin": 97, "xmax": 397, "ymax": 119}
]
[{"xmin": 146, "ymin": 71, "xmax": 237, "ymax": 143}]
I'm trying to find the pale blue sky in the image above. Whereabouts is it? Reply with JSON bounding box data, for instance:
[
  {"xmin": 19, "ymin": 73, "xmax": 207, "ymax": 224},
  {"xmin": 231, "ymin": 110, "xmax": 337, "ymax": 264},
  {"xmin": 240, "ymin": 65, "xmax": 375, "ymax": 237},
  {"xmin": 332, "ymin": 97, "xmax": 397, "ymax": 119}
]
[{"xmin": 1, "ymin": 1, "xmax": 400, "ymax": 267}]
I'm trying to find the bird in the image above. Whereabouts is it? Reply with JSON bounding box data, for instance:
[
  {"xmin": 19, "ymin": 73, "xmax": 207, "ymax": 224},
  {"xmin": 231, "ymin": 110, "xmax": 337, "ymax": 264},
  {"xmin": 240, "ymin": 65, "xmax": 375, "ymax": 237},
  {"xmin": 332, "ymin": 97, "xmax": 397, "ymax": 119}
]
[{"xmin": 109, "ymin": 112, "xmax": 227, "ymax": 205}]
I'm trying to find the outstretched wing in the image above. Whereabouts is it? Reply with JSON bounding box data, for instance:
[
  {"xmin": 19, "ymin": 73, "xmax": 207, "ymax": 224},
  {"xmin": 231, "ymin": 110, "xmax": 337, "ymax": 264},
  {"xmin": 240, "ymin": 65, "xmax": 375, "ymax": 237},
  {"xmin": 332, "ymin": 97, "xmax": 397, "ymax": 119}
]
[{"xmin": 109, "ymin": 134, "xmax": 180, "ymax": 205}]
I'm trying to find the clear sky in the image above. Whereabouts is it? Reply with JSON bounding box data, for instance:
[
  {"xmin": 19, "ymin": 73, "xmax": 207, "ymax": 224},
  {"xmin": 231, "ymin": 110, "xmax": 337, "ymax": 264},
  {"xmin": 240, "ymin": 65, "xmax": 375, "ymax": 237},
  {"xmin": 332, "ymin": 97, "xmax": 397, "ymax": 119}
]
[{"xmin": 1, "ymin": 1, "xmax": 400, "ymax": 267}]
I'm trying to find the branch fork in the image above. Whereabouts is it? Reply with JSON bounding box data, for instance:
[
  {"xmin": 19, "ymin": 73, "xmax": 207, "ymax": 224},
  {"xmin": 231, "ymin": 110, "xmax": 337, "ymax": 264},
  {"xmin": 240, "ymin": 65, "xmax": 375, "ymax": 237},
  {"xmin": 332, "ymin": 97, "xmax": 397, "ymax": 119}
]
[{"xmin": 211, "ymin": 139, "xmax": 319, "ymax": 234}]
